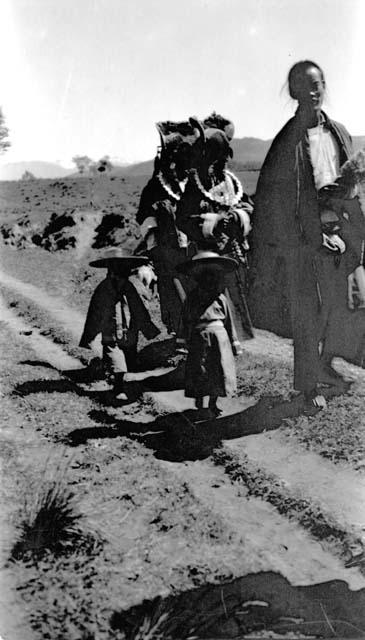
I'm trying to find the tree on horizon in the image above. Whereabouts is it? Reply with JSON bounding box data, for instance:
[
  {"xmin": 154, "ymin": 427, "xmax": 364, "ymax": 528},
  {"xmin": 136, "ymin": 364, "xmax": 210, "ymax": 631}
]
[
  {"xmin": 22, "ymin": 170, "xmax": 36, "ymax": 180},
  {"xmin": 0, "ymin": 107, "xmax": 11, "ymax": 154},
  {"xmin": 72, "ymin": 155, "xmax": 92, "ymax": 174}
]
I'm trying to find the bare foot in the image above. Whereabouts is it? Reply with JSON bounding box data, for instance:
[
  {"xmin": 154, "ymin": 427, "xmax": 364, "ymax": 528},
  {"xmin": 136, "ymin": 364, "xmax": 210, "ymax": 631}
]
[
  {"xmin": 115, "ymin": 391, "xmax": 128, "ymax": 401},
  {"xmin": 304, "ymin": 393, "xmax": 327, "ymax": 411}
]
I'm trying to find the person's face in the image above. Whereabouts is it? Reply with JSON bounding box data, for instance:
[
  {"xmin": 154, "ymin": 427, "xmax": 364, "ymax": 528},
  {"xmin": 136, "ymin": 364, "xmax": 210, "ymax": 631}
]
[
  {"xmin": 109, "ymin": 270, "xmax": 127, "ymax": 289},
  {"xmin": 195, "ymin": 266, "xmax": 224, "ymax": 291},
  {"xmin": 164, "ymin": 138, "xmax": 192, "ymax": 182},
  {"xmin": 296, "ymin": 66, "xmax": 325, "ymax": 117}
]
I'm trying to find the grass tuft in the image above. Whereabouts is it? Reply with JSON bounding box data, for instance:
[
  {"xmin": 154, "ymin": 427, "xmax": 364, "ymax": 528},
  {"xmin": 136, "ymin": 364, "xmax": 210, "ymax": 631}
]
[{"xmin": 10, "ymin": 456, "xmax": 98, "ymax": 561}]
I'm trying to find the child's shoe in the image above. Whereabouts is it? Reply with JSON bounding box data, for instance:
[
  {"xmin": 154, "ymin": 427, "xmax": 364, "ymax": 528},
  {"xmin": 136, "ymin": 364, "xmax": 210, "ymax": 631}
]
[
  {"xmin": 113, "ymin": 373, "xmax": 127, "ymax": 401},
  {"xmin": 208, "ymin": 398, "xmax": 222, "ymax": 417}
]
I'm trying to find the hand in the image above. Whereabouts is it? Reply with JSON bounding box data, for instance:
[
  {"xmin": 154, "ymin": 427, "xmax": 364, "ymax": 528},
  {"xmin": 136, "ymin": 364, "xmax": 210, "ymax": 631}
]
[{"xmin": 232, "ymin": 341, "xmax": 243, "ymax": 356}]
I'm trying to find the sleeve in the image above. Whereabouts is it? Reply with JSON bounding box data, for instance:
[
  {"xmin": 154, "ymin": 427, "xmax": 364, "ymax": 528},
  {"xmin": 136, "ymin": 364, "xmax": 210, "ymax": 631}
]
[
  {"xmin": 127, "ymin": 284, "xmax": 160, "ymax": 340},
  {"xmin": 251, "ymin": 135, "xmax": 295, "ymax": 249},
  {"xmin": 176, "ymin": 292, "xmax": 196, "ymax": 346},
  {"xmin": 79, "ymin": 286, "xmax": 105, "ymax": 348},
  {"xmin": 222, "ymin": 295, "xmax": 242, "ymax": 354},
  {"xmin": 136, "ymin": 179, "xmax": 161, "ymax": 226}
]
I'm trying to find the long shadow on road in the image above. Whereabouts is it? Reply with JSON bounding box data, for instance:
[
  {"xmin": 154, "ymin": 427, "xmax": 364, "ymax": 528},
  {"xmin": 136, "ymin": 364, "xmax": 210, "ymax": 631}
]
[
  {"xmin": 15, "ymin": 360, "xmax": 345, "ymax": 462},
  {"xmin": 112, "ymin": 571, "xmax": 365, "ymax": 639},
  {"xmin": 67, "ymin": 393, "xmax": 317, "ymax": 461}
]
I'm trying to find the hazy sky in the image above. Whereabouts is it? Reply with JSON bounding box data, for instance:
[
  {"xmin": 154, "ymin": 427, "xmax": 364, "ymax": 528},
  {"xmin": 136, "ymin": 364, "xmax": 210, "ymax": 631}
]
[{"xmin": 1, "ymin": 0, "xmax": 365, "ymax": 167}]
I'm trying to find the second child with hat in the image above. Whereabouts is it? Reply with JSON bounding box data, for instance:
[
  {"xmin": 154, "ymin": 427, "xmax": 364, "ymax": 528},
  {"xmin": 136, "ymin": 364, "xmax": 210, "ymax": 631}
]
[
  {"xmin": 177, "ymin": 251, "xmax": 242, "ymax": 416},
  {"xmin": 79, "ymin": 248, "xmax": 160, "ymax": 400}
]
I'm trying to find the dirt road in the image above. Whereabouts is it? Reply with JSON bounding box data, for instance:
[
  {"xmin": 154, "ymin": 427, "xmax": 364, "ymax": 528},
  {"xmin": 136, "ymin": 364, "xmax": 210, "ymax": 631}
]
[{"xmin": 1, "ymin": 265, "xmax": 365, "ymax": 638}]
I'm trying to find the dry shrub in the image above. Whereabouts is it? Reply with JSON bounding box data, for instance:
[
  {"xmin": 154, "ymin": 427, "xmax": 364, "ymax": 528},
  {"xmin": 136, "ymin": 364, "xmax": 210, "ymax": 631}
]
[{"xmin": 10, "ymin": 454, "xmax": 99, "ymax": 561}]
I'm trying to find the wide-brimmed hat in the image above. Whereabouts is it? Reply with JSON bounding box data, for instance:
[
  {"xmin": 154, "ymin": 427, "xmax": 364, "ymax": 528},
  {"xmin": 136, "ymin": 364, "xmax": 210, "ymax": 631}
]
[
  {"xmin": 177, "ymin": 250, "xmax": 238, "ymax": 275},
  {"xmin": 89, "ymin": 248, "xmax": 149, "ymax": 270}
]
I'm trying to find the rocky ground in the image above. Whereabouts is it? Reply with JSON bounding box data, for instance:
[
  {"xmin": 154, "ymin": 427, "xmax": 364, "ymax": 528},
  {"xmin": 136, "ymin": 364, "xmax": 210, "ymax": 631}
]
[{"xmin": 1, "ymin": 175, "xmax": 365, "ymax": 640}]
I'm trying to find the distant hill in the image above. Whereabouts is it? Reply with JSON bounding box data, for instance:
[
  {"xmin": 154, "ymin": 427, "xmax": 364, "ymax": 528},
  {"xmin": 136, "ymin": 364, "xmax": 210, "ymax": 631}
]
[
  {"xmin": 117, "ymin": 138, "xmax": 272, "ymax": 177},
  {"xmin": 230, "ymin": 137, "xmax": 272, "ymax": 168},
  {"xmin": 231, "ymin": 135, "xmax": 365, "ymax": 170},
  {"xmin": 117, "ymin": 159, "xmax": 154, "ymax": 177},
  {"xmin": 116, "ymin": 138, "xmax": 272, "ymax": 178},
  {"xmin": 2, "ymin": 135, "xmax": 365, "ymax": 182},
  {"xmin": 0, "ymin": 161, "xmax": 74, "ymax": 181}
]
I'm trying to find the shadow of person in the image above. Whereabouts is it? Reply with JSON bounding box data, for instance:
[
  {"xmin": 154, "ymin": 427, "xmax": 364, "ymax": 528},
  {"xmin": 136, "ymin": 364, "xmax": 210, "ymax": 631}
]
[
  {"xmin": 110, "ymin": 571, "xmax": 365, "ymax": 640},
  {"xmin": 138, "ymin": 360, "xmax": 185, "ymax": 392},
  {"xmin": 19, "ymin": 357, "xmax": 105, "ymax": 383},
  {"xmin": 67, "ymin": 414, "xmax": 167, "ymax": 446},
  {"xmin": 20, "ymin": 359, "xmax": 60, "ymax": 370},
  {"xmin": 66, "ymin": 382, "xmax": 349, "ymax": 461},
  {"xmin": 65, "ymin": 391, "xmax": 322, "ymax": 461},
  {"xmin": 137, "ymin": 337, "xmax": 178, "ymax": 370},
  {"xmin": 13, "ymin": 378, "xmax": 79, "ymax": 396},
  {"xmin": 13, "ymin": 375, "xmax": 142, "ymax": 408},
  {"xmin": 13, "ymin": 361, "xmax": 184, "ymax": 410},
  {"xmin": 15, "ymin": 359, "xmax": 351, "ymax": 460}
]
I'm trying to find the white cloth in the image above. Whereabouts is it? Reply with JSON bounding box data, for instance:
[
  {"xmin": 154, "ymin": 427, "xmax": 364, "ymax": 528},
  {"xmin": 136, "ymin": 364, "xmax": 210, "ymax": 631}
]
[
  {"xmin": 106, "ymin": 344, "xmax": 128, "ymax": 372},
  {"xmin": 140, "ymin": 215, "xmax": 158, "ymax": 250},
  {"xmin": 114, "ymin": 297, "xmax": 131, "ymax": 342},
  {"xmin": 348, "ymin": 265, "xmax": 365, "ymax": 309},
  {"xmin": 308, "ymin": 125, "xmax": 340, "ymax": 190},
  {"xmin": 234, "ymin": 209, "xmax": 251, "ymax": 236},
  {"xmin": 322, "ymin": 233, "xmax": 346, "ymax": 254},
  {"xmin": 201, "ymin": 212, "xmax": 220, "ymax": 238}
]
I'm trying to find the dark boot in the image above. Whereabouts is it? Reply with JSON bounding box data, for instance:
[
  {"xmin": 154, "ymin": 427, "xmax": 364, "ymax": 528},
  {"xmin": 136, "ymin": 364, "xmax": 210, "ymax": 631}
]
[
  {"xmin": 208, "ymin": 396, "xmax": 222, "ymax": 417},
  {"xmin": 113, "ymin": 373, "xmax": 127, "ymax": 401}
]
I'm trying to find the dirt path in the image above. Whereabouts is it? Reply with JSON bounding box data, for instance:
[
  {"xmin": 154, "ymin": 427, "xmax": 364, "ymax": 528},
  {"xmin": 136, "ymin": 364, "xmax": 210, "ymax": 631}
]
[
  {"xmin": 0, "ymin": 269, "xmax": 258, "ymax": 414},
  {"xmin": 0, "ymin": 268, "xmax": 85, "ymax": 341},
  {"xmin": 2, "ymin": 292, "xmax": 364, "ymax": 590},
  {"xmin": 226, "ymin": 432, "xmax": 365, "ymax": 533},
  {"xmin": 0, "ymin": 293, "xmax": 81, "ymax": 371},
  {"xmin": 1, "ymin": 264, "xmax": 365, "ymax": 638},
  {"xmin": 165, "ymin": 459, "xmax": 364, "ymax": 589}
]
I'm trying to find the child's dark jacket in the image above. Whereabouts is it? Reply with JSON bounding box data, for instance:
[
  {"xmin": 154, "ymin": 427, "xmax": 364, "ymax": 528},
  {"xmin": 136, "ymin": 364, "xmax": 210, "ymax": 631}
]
[{"xmin": 79, "ymin": 278, "xmax": 160, "ymax": 349}]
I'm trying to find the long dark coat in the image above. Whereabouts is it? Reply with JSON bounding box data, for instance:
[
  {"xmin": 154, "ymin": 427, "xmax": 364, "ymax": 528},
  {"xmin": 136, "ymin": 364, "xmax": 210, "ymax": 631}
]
[
  {"xmin": 248, "ymin": 110, "xmax": 365, "ymax": 392},
  {"xmin": 79, "ymin": 278, "xmax": 160, "ymax": 349},
  {"xmin": 136, "ymin": 176, "xmax": 193, "ymax": 334}
]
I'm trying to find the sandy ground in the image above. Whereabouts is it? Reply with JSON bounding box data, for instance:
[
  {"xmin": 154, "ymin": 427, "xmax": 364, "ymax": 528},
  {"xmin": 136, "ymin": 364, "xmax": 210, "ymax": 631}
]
[
  {"xmin": 0, "ymin": 178, "xmax": 365, "ymax": 637},
  {"xmin": 2, "ymin": 273, "xmax": 363, "ymax": 592}
]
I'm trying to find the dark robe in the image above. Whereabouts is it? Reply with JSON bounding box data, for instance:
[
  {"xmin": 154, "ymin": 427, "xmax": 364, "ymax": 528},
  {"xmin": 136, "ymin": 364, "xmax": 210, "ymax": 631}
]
[
  {"xmin": 248, "ymin": 110, "xmax": 365, "ymax": 392},
  {"xmin": 176, "ymin": 172, "xmax": 254, "ymax": 342},
  {"xmin": 136, "ymin": 176, "xmax": 193, "ymax": 334},
  {"xmin": 79, "ymin": 278, "xmax": 160, "ymax": 351},
  {"xmin": 181, "ymin": 289, "xmax": 239, "ymax": 398}
]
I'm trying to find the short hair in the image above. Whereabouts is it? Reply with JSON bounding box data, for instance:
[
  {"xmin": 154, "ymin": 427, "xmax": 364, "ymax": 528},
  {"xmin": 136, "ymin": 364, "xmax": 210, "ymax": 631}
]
[{"xmin": 287, "ymin": 60, "xmax": 325, "ymax": 100}]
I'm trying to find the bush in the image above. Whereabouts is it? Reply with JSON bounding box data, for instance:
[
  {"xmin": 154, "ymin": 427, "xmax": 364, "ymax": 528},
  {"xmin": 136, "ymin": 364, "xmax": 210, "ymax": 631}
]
[{"xmin": 11, "ymin": 456, "xmax": 98, "ymax": 561}]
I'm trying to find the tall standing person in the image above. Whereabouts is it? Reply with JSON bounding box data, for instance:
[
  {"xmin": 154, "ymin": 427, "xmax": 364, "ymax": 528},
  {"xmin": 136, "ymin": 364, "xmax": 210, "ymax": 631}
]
[{"xmin": 249, "ymin": 60, "xmax": 364, "ymax": 409}]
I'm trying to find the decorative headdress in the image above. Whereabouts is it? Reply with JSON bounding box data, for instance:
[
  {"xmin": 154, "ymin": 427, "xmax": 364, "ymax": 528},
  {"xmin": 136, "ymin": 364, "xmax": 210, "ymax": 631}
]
[{"xmin": 203, "ymin": 112, "xmax": 235, "ymax": 141}]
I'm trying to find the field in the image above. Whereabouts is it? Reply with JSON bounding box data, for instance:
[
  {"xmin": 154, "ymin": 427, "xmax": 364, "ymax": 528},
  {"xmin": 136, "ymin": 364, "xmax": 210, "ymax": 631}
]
[{"xmin": 1, "ymin": 172, "xmax": 365, "ymax": 640}]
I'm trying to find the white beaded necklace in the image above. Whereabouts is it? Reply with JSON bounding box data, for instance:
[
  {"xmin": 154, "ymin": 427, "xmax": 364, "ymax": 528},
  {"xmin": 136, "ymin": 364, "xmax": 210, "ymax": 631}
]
[
  {"xmin": 157, "ymin": 171, "xmax": 187, "ymax": 201},
  {"xmin": 192, "ymin": 169, "xmax": 243, "ymax": 206}
]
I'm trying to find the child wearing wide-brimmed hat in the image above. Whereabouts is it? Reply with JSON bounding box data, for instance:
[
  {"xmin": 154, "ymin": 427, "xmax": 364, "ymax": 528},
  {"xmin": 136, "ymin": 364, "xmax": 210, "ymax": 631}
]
[
  {"xmin": 177, "ymin": 251, "xmax": 242, "ymax": 416},
  {"xmin": 79, "ymin": 248, "xmax": 160, "ymax": 400}
]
